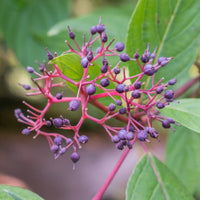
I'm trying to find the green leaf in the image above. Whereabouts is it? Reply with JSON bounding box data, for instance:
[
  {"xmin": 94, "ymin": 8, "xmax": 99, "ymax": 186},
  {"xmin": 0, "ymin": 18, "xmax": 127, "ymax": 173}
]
[
  {"xmin": 160, "ymin": 98, "xmax": 200, "ymax": 134},
  {"xmin": 0, "ymin": 185, "xmax": 44, "ymax": 200},
  {"xmin": 0, "ymin": 0, "xmax": 70, "ymax": 67},
  {"xmin": 126, "ymin": 154, "xmax": 194, "ymax": 200},
  {"xmin": 125, "ymin": 0, "xmax": 200, "ymax": 89},
  {"xmin": 166, "ymin": 126, "xmax": 200, "ymax": 193}
]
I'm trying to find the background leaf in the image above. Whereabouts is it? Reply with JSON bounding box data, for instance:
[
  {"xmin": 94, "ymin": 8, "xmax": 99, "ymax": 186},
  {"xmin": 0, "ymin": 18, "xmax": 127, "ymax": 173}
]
[
  {"xmin": 0, "ymin": 0, "xmax": 70, "ymax": 67},
  {"xmin": 126, "ymin": 154, "xmax": 194, "ymax": 200},
  {"xmin": 160, "ymin": 98, "xmax": 200, "ymax": 134},
  {"xmin": 125, "ymin": 0, "xmax": 200, "ymax": 89},
  {"xmin": 0, "ymin": 185, "xmax": 44, "ymax": 200},
  {"xmin": 166, "ymin": 126, "xmax": 200, "ymax": 194}
]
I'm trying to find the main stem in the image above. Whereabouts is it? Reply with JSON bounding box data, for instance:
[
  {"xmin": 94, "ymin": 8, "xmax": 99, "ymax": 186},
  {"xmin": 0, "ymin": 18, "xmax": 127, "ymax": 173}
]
[{"xmin": 92, "ymin": 147, "xmax": 130, "ymax": 200}]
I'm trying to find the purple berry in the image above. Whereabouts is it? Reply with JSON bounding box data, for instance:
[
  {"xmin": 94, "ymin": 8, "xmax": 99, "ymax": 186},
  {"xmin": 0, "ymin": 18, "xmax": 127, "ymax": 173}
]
[
  {"xmin": 126, "ymin": 131, "xmax": 134, "ymax": 140},
  {"xmin": 102, "ymin": 32, "xmax": 108, "ymax": 43},
  {"xmin": 141, "ymin": 52, "xmax": 150, "ymax": 63},
  {"xmin": 137, "ymin": 130, "xmax": 148, "ymax": 141},
  {"xmin": 100, "ymin": 78, "xmax": 110, "ymax": 87},
  {"xmin": 144, "ymin": 64, "xmax": 155, "ymax": 76},
  {"xmin": 115, "ymin": 84, "xmax": 125, "ymax": 93},
  {"xmin": 46, "ymin": 48, "xmax": 54, "ymax": 60},
  {"xmin": 168, "ymin": 79, "xmax": 177, "ymax": 85},
  {"xmin": 162, "ymin": 120, "xmax": 171, "ymax": 128},
  {"xmin": 115, "ymin": 99, "xmax": 122, "ymax": 106},
  {"xmin": 53, "ymin": 118, "xmax": 63, "ymax": 128},
  {"xmin": 71, "ymin": 152, "xmax": 80, "ymax": 163},
  {"xmin": 125, "ymin": 125, "xmax": 135, "ymax": 132},
  {"xmin": 56, "ymin": 92, "xmax": 63, "ymax": 100},
  {"xmin": 96, "ymin": 47, "xmax": 102, "ymax": 53},
  {"xmin": 160, "ymin": 60, "xmax": 168, "ymax": 66},
  {"xmin": 66, "ymin": 138, "xmax": 73, "ymax": 145},
  {"xmin": 120, "ymin": 53, "xmax": 130, "ymax": 62},
  {"xmin": 151, "ymin": 52, "xmax": 156, "ymax": 59},
  {"xmin": 59, "ymin": 147, "xmax": 66, "ymax": 155},
  {"xmin": 115, "ymin": 42, "xmax": 125, "ymax": 52},
  {"xmin": 156, "ymin": 87, "xmax": 164, "ymax": 94},
  {"xmin": 96, "ymin": 24, "xmax": 105, "ymax": 33},
  {"xmin": 112, "ymin": 135, "xmax": 120, "ymax": 143},
  {"xmin": 118, "ymin": 129, "xmax": 127, "ymax": 140},
  {"xmin": 157, "ymin": 57, "xmax": 167, "ymax": 65},
  {"xmin": 146, "ymin": 127, "xmax": 159, "ymax": 138},
  {"xmin": 108, "ymin": 103, "xmax": 116, "ymax": 111},
  {"xmin": 22, "ymin": 128, "xmax": 30, "ymax": 135},
  {"xmin": 131, "ymin": 90, "xmax": 141, "ymax": 98},
  {"xmin": 167, "ymin": 118, "xmax": 175, "ymax": 124},
  {"xmin": 20, "ymin": 84, "xmax": 31, "ymax": 90},
  {"xmin": 54, "ymin": 136, "xmax": 62, "ymax": 145},
  {"xmin": 63, "ymin": 118, "xmax": 70, "ymax": 125},
  {"xmin": 127, "ymin": 141, "xmax": 133, "ymax": 149},
  {"xmin": 164, "ymin": 90, "xmax": 174, "ymax": 99},
  {"xmin": 26, "ymin": 66, "xmax": 34, "ymax": 73},
  {"xmin": 102, "ymin": 58, "xmax": 108, "ymax": 66},
  {"xmin": 81, "ymin": 57, "xmax": 89, "ymax": 68},
  {"xmin": 68, "ymin": 30, "xmax": 75, "ymax": 40},
  {"xmin": 78, "ymin": 135, "xmax": 88, "ymax": 144},
  {"xmin": 101, "ymin": 65, "xmax": 108, "ymax": 73},
  {"xmin": 113, "ymin": 67, "xmax": 121, "ymax": 74},
  {"xmin": 14, "ymin": 108, "xmax": 22, "ymax": 119},
  {"xmin": 134, "ymin": 81, "xmax": 142, "ymax": 89},
  {"xmin": 90, "ymin": 26, "xmax": 97, "ymax": 35},
  {"xmin": 46, "ymin": 120, "xmax": 51, "ymax": 127},
  {"xmin": 116, "ymin": 141, "xmax": 124, "ymax": 150},
  {"xmin": 156, "ymin": 102, "xmax": 165, "ymax": 109},
  {"xmin": 134, "ymin": 52, "xmax": 139, "ymax": 59},
  {"xmin": 69, "ymin": 99, "xmax": 80, "ymax": 111},
  {"xmin": 86, "ymin": 84, "xmax": 96, "ymax": 95},
  {"xmin": 51, "ymin": 144, "xmax": 59, "ymax": 153},
  {"xmin": 87, "ymin": 51, "xmax": 93, "ymax": 61},
  {"xmin": 119, "ymin": 107, "xmax": 126, "ymax": 114}
]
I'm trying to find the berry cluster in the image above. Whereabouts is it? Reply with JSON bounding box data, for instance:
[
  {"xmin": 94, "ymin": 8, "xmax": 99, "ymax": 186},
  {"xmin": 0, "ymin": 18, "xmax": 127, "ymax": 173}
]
[{"xmin": 15, "ymin": 18, "xmax": 179, "ymax": 167}]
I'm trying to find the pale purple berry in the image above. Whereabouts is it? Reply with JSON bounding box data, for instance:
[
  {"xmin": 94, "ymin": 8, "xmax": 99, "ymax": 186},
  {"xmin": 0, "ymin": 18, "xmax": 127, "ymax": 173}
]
[
  {"xmin": 118, "ymin": 129, "xmax": 127, "ymax": 140},
  {"xmin": 115, "ymin": 42, "xmax": 124, "ymax": 52},
  {"xmin": 115, "ymin": 99, "xmax": 122, "ymax": 106},
  {"xmin": 53, "ymin": 118, "xmax": 63, "ymax": 128},
  {"xmin": 86, "ymin": 84, "xmax": 96, "ymax": 95},
  {"xmin": 81, "ymin": 57, "xmax": 89, "ymax": 68},
  {"xmin": 54, "ymin": 136, "xmax": 62, "ymax": 145},
  {"xmin": 112, "ymin": 135, "xmax": 120, "ymax": 143},
  {"xmin": 78, "ymin": 135, "xmax": 88, "ymax": 144},
  {"xmin": 108, "ymin": 103, "xmax": 116, "ymax": 111},
  {"xmin": 46, "ymin": 120, "xmax": 51, "ymax": 127},
  {"xmin": 63, "ymin": 118, "xmax": 70, "ymax": 125},
  {"xmin": 137, "ymin": 130, "xmax": 148, "ymax": 141},
  {"xmin": 51, "ymin": 144, "xmax": 59, "ymax": 153},
  {"xmin": 168, "ymin": 79, "xmax": 177, "ymax": 85},
  {"xmin": 157, "ymin": 57, "xmax": 167, "ymax": 65},
  {"xmin": 26, "ymin": 66, "xmax": 34, "ymax": 73},
  {"xmin": 69, "ymin": 99, "xmax": 80, "ymax": 111},
  {"xmin": 126, "ymin": 131, "xmax": 134, "ymax": 140},
  {"xmin": 59, "ymin": 147, "xmax": 66, "ymax": 155},
  {"xmin": 90, "ymin": 26, "xmax": 97, "ymax": 35},
  {"xmin": 22, "ymin": 128, "xmax": 30, "ymax": 135},
  {"xmin": 14, "ymin": 108, "xmax": 22, "ymax": 119}
]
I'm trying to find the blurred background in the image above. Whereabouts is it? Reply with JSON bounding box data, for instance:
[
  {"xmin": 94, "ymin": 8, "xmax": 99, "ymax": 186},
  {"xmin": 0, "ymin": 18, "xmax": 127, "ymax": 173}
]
[{"xmin": 0, "ymin": 0, "xmax": 174, "ymax": 199}]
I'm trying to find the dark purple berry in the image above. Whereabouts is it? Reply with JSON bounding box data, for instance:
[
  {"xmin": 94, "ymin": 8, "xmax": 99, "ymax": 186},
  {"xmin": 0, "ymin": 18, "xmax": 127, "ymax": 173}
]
[
  {"xmin": 56, "ymin": 92, "xmax": 63, "ymax": 100},
  {"xmin": 26, "ymin": 66, "xmax": 34, "ymax": 73},
  {"xmin": 87, "ymin": 51, "xmax": 93, "ymax": 61},
  {"xmin": 119, "ymin": 107, "xmax": 126, "ymax": 114},
  {"xmin": 96, "ymin": 24, "xmax": 105, "ymax": 33},
  {"xmin": 167, "ymin": 118, "xmax": 175, "ymax": 124},
  {"xmin": 137, "ymin": 130, "xmax": 148, "ymax": 141},
  {"xmin": 168, "ymin": 79, "xmax": 177, "ymax": 85},
  {"xmin": 156, "ymin": 102, "xmax": 165, "ymax": 109},
  {"xmin": 102, "ymin": 32, "xmax": 107, "ymax": 43},
  {"xmin": 120, "ymin": 53, "xmax": 130, "ymax": 62},
  {"xmin": 118, "ymin": 130, "xmax": 127, "ymax": 140},
  {"xmin": 115, "ymin": 84, "xmax": 125, "ymax": 93},
  {"xmin": 51, "ymin": 144, "xmax": 59, "ymax": 153},
  {"xmin": 126, "ymin": 131, "xmax": 134, "ymax": 140},
  {"xmin": 78, "ymin": 135, "xmax": 88, "ymax": 144},
  {"xmin": 102, "ymin": 58, "xmax": 108, "ymax": 66},
  {"xmin": 53, "ymin": 118, "xmax": 63, "ymax": 128},
  {"xmin": 108, "ymin": 103, "xmax": 116, "ymax": 111},
  {"xmin": 90, "ymin": 26, "xmax": 97, "ymax": 35},
  {"xmin": 112, "ymin": 135, "xmax": 120, "ymax": 143},
  {"xmin": 162, "ymin": 120, "xmax": 171, "ymax": 128},
  {"xmin": 127, "ymin": 141, "xmax": 133, "ymax": 149},
  {"xmin": 115, "ymin": 42, "xmax": 124, "ymax": 52},
  {"xmin": 164, "ymin": 90, "xmax": 174, "ymax": 99},
  {"xmin": 125, "ymin": 125, "xmax": 134, "ymax": 132},
  {"xmin": 14, "ymin": 108, "xmax": 22, "ymax": 119},
  {"xmin": 46, "ymin": 48, "xmax": 54, "ymax": 60},
  {"xmin": 46, "ymin": 120, "xmax": 51, "ymax": 127},
  {"xmin": 144, "ymin": 64, "xmax": 155, "ymax": 76},
  {"xmin": 116, "ymin": 141, "xmax": 124, "ymax": 150},
  {"xmin": 157, "ymin": 57, "xmax": 167, "ymax": 65},
  {"xmin": 63, "ymin": 118, "xmax": 70, "ymax": 125},
  {"xmin": 131, "ymin": 90, "xmax": 141, "ymax": 98},
  {"xmin": 134, "ymin": 52, "xmax": 139, "ymax": 59},
  {"xmin": 115, "ymin": 99, "xmax": 122, "ymax": 106},
  {"xmin": 68, "ymin": 30, "xmax": 75, "ymax": 40},
  {"xmin": 71, "ymin": 152, "xmax": 80, "ymax": 163},
  {"xmin": 38, "ymin": 63, "xmax": 45, "ymax": 72},
  {"xmin": 141, "ymin": 53, "xmax": 150, "ymax": 63},
  {"xmin": 113, "ymin": 67, "xmax": 121, "ymax": 74},
  {"xmin": 156, "ymin": 87, "xmax": 164, "ymax": 94},
  {"xmin": 81, "ymin": 57, "xmax": 89, "ymax": 68},
  {"xmin": 22, "ymin": 128, "xmax": 30, "ymax": 135},
  {"xmin": 86, "ymin": 84, "xmax": 96, "ymax": 95},
  {"xmin": 146, "ymin": 127, "xmax": 159, "ymax": 138},
  {"xmin": 100, "ymin": 78, "xmax": 110, "ymax": 87},
  {"xmin": 134, "ymin": 81, "xmax": 142, "ymax": 89},
  {"xmin": 101, "ymin": 65, "xmax": 108, "ymax": 73},
  {"xmin": 20, "ymin": 84, "xmax": 31, "ymax": 90},
  {"xmin": 69, "ymin": 99, "xmax": 80, "ymax": 111},
  {"xmin": 54, "ymin": 136, "xmax": 62, "ymax": 145}
]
